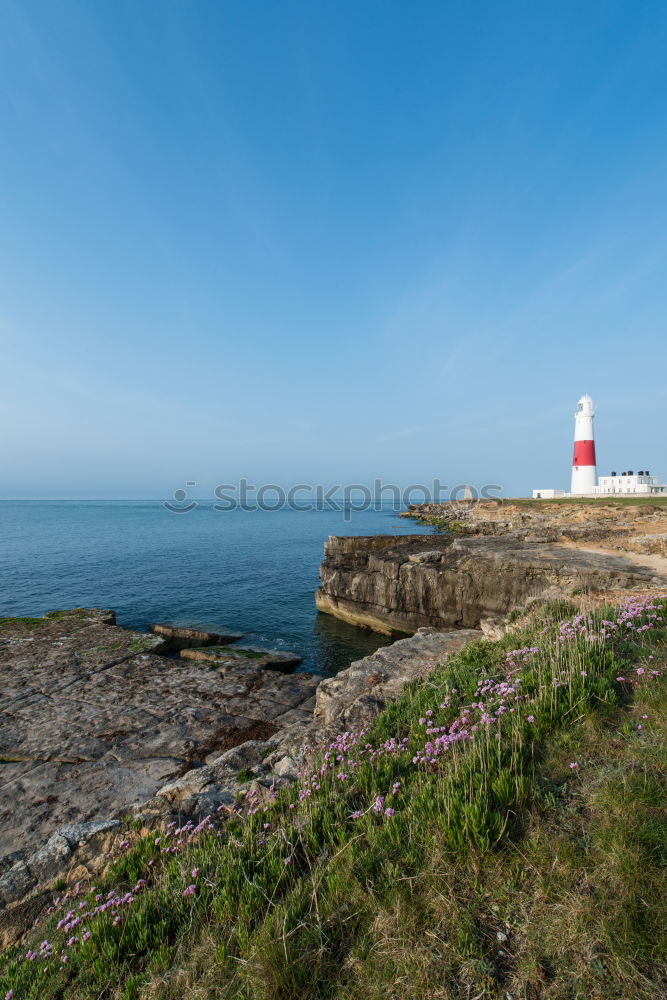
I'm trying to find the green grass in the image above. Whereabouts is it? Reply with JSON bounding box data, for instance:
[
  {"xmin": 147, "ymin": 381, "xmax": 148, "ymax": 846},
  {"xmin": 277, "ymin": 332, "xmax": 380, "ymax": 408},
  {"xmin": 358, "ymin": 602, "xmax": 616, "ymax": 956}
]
[
  {"xmin": 235, "ymin": 767, "xmax": 256, "ymax": 783},
  {"xmin": 129, "ymin": 636, "xmax": 162, "ymax": 653},
  {"xmin": 418, "ymin": 516, "xmax": 469, "ymax": 533},
  {"xmin": 503, "ymin": 495, "xmax": 667, "ymax": 508},
  {"xmin": 0, "ymin": 615, "xmax": 48, "ymax": 632},
  {"xmin": 2, "ymin": 597, "xmax": 665, "ymax": 1000},
  {"xmin": 44, "ymin": 609, "xmax": 88, "ymax": 619},
  {"xmin": 0, "ymin": 608, "xmax": 89, "ymax": 634},
  {"xmin": 506, "ymin": 598, "xmax": 574, "ymax": 625}
]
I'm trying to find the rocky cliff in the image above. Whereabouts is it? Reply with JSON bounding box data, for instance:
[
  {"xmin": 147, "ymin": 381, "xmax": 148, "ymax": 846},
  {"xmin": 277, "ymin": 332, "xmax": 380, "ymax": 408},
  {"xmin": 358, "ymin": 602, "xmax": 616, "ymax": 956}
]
[{"xmin": 315, "ymin": 531, "xmax": 667, "ymax": 634}]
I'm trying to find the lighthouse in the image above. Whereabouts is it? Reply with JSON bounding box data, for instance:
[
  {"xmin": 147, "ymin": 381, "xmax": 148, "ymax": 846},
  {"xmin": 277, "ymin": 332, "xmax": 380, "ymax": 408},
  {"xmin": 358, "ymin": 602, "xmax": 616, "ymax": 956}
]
[
  {"xmin": 571, "ymin": 394, "xmax": 597, "ymax": 494},
  {"xmin": 532, "ymin": 394, "xmax": 665, "ymax": 498}
]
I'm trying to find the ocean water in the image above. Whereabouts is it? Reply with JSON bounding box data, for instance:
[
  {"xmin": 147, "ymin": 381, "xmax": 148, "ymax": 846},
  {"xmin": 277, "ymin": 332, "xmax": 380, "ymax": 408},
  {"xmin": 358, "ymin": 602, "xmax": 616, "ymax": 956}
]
[{"xmin": 0, "ymin": 500, "xmax": 433, "ymax": 674}]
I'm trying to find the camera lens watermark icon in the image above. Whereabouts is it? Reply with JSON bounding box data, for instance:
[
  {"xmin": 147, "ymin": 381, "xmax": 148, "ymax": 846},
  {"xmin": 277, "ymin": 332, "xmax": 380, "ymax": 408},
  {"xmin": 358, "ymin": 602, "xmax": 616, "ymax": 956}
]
[{"xmin": 163, "ymin": 482, "xmax": 198, "ymax": 513}]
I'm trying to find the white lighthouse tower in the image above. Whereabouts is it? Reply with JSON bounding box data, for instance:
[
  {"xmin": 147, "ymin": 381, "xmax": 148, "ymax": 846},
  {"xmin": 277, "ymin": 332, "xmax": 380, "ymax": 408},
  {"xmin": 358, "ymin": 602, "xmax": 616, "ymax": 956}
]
[{"xmin": 571, "ymin": 394, "xmax": 597, "ymax": 495}]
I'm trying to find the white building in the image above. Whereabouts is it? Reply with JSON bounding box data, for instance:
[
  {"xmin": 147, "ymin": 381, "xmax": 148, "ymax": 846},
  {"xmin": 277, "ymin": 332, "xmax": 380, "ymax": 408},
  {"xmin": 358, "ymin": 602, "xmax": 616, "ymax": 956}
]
[
  {"xmin": 532, "ymin": 489, "xmax": 566, "ymax": 499},
  {"xmin": 531, "ymin": 394, "xmax": 666, "ymax": 498},
  {"xmin": 596, "ymin": 471, "xmax": 665, "ymax": 495}
]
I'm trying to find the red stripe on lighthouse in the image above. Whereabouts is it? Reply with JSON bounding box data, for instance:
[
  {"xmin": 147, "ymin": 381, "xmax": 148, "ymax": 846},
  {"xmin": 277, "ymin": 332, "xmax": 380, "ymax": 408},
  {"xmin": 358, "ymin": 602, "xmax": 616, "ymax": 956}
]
[{"xmin": 572, "ymin": 440, "xmax": 596, "ymax": 466}]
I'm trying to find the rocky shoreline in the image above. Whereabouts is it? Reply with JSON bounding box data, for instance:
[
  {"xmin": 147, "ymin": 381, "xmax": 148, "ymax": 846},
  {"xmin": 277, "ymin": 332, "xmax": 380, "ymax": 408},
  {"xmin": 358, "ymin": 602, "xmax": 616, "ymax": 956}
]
[
  {"xmin": 3, "ymin": 498, "xmax": 667, "ymax": 945},
  {"xmin": 0, "ymin": 606, "xmax": 478, "ymax": 945}
]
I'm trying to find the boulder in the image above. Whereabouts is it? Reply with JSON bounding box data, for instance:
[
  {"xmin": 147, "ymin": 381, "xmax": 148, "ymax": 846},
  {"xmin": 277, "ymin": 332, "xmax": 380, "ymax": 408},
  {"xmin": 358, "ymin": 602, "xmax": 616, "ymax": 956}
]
[
  {"xmin": 149, "ymin": 623, "xmax": 245, "ymax": 648},
  {"xmin": 315, "ymin": 627, "xmax": 481, "ymax": 726},
  {"xmin": 0, "ymin": 859, "xmax": 34, "ymax": 906},
  {"xmin": 479, "ymin": 617, "xmax": 508, "ymax": 640},
  {"xmin": 180, "ymin": 645, "xmax": 302, "ymax": 672},
  {"xmin": 57, "ymin": 819, "xmax": 121, "ymax": 849},
  {"xmin": 237, "ymin": 647, "xmax": 303, "ymax": 672},
  {"xmin": 27, "ymin": 833, "xmax": 71, "ymax": 883}
]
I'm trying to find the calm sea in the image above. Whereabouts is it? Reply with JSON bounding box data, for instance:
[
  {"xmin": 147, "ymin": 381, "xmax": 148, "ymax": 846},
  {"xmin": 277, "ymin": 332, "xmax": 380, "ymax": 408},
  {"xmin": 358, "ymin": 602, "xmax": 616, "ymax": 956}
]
[{"xmin": 0, "ymin": 500, "xmax": 433, "ymax": 674}]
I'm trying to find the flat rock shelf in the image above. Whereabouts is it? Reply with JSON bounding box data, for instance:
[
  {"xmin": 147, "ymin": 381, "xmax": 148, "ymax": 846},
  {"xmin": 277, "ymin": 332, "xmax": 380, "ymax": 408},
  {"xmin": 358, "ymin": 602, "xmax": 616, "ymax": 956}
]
[{"xmin": 0, "ymin": 609, "xmax": 316, "ymax": 861}]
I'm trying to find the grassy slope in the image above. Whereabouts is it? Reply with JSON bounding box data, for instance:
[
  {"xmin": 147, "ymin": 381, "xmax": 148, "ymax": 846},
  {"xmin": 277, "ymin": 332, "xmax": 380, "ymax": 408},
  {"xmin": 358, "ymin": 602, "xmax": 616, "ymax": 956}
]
[
  {"xmin": 1, "ymin": 598, "xmax": 666, "ymax": 1000},
  {"xmin": 503, "ymin": 496, "xmax": 667, "ymax": 508}
]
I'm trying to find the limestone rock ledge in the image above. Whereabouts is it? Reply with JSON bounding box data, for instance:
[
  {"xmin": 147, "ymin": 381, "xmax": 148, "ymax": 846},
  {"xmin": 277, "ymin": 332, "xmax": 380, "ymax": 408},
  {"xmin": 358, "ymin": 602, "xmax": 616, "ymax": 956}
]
[{"xmin": 315, "ymin": 533, "xmax": 666, "ymax": 633}]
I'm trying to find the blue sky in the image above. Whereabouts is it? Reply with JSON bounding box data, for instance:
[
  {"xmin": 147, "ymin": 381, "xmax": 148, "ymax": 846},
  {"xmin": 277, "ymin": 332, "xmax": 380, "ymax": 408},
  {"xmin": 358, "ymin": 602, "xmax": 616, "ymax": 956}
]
[{"xmin": 1, "ymin": 0, "xmax": 666, "ymax": 498}]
